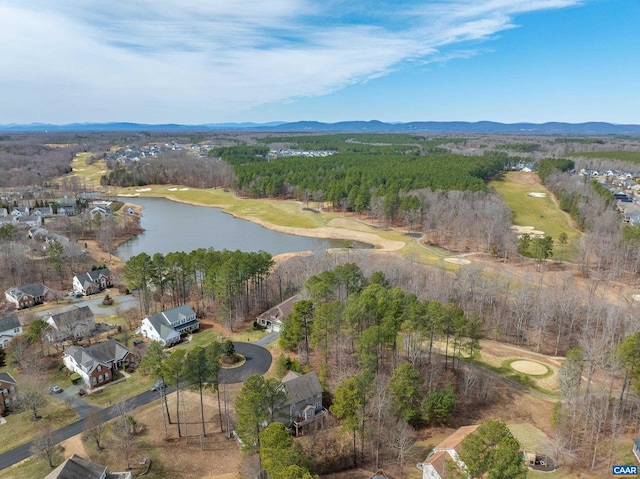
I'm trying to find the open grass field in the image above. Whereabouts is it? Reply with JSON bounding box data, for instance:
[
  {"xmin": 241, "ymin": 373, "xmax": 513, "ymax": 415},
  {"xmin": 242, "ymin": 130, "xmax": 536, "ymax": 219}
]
[
  {"xmin": 490, "ymin": 172, "xmax": 581, "ymax": 260},
  {"xmin": 570, "ymin": 151, "xmax": 640, "ymax": 163},
  {"xmin": 68, "ymin": 152, "xmax": 107, "ymax": 187}
]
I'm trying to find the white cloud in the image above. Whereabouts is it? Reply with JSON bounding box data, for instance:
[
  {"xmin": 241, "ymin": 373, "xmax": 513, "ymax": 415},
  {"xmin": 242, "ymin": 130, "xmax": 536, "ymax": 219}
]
[{"xmin": 0, "ymin": 0, "xmax": 582, "ymax": 123}]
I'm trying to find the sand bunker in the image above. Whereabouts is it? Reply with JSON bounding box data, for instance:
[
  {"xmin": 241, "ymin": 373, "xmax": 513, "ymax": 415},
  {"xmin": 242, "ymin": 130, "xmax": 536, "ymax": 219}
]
[
  {"xmin": 167, "ymin": 187, "xmax": 178, "ymax": 191},
  {"xmin": 511, "ymin": 225, "xmax": 545, "ymax": 237},
  {"xmin": 179, "ymin": 188, "xmax": 189, "ymax": 191},
  {"xmin": 444, "ymin": 257, "xmax": 471, "ymax": 265},
  {"xmin": 118, "ymin": 193, "xmax": 140, "ymax": 197},
  {"xmin": 135, "ymin": 188, "xmax": 152, "ymax": 192},
  {"xmin": 528, "ymin": 192, "xmax": 547, "ymax": 198},
  {"xmin": 511, "ymin": 360, "xmax": 549, "ymax": 375}
]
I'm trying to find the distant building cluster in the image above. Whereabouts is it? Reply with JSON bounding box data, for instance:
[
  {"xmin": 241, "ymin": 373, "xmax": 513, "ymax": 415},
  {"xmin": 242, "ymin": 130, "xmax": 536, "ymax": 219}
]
[
  {"xmin": 107, "ymin": 141, "xmax": 215, "ymax": 164},
  {"xmin": 267, "ymin": 148, "xmax": 337, "ymax": 159}
]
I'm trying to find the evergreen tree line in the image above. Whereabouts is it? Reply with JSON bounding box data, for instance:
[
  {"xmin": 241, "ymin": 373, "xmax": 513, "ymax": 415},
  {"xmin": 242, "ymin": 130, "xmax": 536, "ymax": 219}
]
[
  {"xmin": 123, "ymin": 248, "xmax": 273, "ymax": 331},
  {"xmin": 228, "ymin": 149, "xmax": 509, "ymax": 206}
]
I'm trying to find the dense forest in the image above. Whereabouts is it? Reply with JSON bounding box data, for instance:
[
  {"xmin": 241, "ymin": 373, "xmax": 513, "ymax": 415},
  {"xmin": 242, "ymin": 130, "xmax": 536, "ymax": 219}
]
[
  {"xmin": 211, "ymin": 141, "xmax": 510, "ymax": 208},
  {"xmin": 122, "ymin": 248, "xmax": 274, "ymax": 331}
]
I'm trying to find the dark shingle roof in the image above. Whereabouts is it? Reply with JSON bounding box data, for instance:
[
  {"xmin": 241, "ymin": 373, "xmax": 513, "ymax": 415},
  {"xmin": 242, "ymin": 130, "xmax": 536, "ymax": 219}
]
[
  {"xmin": 0, "ymin": 372, "xmax": 17, "ymax": 385},
  {"xmin": 86, "ymin": 339, "xmax": 132, "ymax": 364},
  {"xmin": 48, "ymin": 305, "xmax": 93, "ymax": 328},
  {"xmin": 44, "ymin": 454, "xmax": 107, "ymax": 479},
  {"xmin": 0, "ymin": 315, "xmax": 20, "ymax": 332},
  {"xmin": 282, "ymin": 371, "xmax": 323, "ymax": 405}
]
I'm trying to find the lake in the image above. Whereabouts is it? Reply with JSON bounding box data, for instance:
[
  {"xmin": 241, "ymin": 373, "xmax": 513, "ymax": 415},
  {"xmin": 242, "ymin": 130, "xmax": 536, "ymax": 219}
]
[{"xmin": 114, "ymin": 197, "xmax": 357, "ymax": 260}]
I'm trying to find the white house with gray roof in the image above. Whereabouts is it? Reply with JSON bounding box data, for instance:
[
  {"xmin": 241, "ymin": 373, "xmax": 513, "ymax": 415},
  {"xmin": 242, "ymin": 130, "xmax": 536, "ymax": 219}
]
[
  {"xmin": 0, "ymin": 315, "xmax": 22, "ymax": 349},
  {"xmin": 73, "ymin": 268, "xmax": 112, "ymax": 296},
  {"xmin": 63, "ymin": 339, "xmax": 136, "ymax": 388},
  {"xmin": 139, "ymin": 304, "xmax": 199, "ymax": 347}
]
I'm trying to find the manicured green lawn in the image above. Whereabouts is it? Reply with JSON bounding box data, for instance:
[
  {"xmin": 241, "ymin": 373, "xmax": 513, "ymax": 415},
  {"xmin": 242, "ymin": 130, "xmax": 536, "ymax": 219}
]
[
  {"xmin": 84, "ymin": 372, "xmax": 156, "ymax": 407},
  {"xmin": 490, "ymin": 172, "xmax": 581, "ymax": 260},
  {"xmin": 0, "ymin": 402, "xmax": 78, "ymax": 454}
]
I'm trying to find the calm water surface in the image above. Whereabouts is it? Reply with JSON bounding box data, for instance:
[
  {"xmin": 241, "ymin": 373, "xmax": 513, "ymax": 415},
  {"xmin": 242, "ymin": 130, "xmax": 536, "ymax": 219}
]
[{"xmin": 115, "ymin": 197, "xmax": 356, "ymax": 260}]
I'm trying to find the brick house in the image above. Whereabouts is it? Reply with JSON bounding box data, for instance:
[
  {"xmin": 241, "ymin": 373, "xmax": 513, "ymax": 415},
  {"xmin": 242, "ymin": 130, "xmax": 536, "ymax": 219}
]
[{"xmin": 0, "ymin": 372, "xmax": 18, "ymax": 416}]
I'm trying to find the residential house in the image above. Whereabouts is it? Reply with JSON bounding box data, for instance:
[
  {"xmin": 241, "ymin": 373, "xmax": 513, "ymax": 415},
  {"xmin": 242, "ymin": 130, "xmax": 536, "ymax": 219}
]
[
  {"xmin": 44, "ymin": 305, "xmax": 95, "ymax": 343},
  {"xmin": 417, "ymin": 425, "xmax": 480, "ymax": 479},
  {"xmin": 280, "ymin": 371, "xmax": 326, "ymax": 436},
  {"xmin": 14, "ymin": 215, "xmax": 43, "ymax": 228},
  {"xmin": 10, "ymin": 207, "xmax": 27, "ymax": 217},
  {"xmin": 0, "ymin": 208, "xmax": 7, "ymax": 217},
  {"xmin": 0, "ymin": 372, "xmax": 18, "ymax": 416},
  {"xmin": 257, "ymin": 294, "xmax": 301, "ymax": 332},
  {"xmin": 73, "ymin": 268, "xmax": 112, "ymax": 296},
  {"xmin": 63, "ymin": 339, "xmax": 136, "ymax": 389},
  {"xmin": 89, "ymin": 206, "xmax": 110, "ymax": 219},
  {"xmin": 32, "ymin": 206, "xmax": 53, "ymax": 218},
  {"xmin": 5, "ymin": 283, "xmax": 54, "ymax": 309},
  {"xmin": 57, "ymin": 204, "xmax": 76, "ymax": 216},
  {"xmin": 44, "ymin": 454, "xmax": 132, "ymax": 479},
  {"xmin": 139, "ymin": 304, "xmax": 199, "ymax": 347},
  {"xmin": 0, "ymin": 315, "xmax": 22, "ymax": 349}
]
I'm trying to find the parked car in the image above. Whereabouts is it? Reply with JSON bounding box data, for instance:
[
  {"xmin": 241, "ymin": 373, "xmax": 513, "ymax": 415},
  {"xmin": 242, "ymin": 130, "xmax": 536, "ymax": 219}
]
[
  {"xmin": 151, "ymin": 380, "xmax": 165, "ymax": 392},
  {"xmin": 50, "ymin": 385, "xmax": 63, "ymax": 394},
  {"xmin": 133, "ymin": 339, "xmax": 143, "ymax": 346}
]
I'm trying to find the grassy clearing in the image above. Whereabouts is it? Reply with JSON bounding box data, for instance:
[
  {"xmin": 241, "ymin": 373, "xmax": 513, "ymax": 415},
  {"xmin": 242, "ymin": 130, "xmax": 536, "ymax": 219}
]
[
  {"xmin": 68, "ymin": 153, "xmax": 106, "ymax": 186},
  {"xmin": 490, "ymin": 172, "xmax": 581, "ymax": 260},
  {"xmin": 0, "ymin": 456, "xmax": 57, "ymax": 479},
  {"xmin": 84, "ymin": 373, "xmax": 155, "ymax": 407},
  {"xmin": 474, "ymin": 359, "xmax": 558, "ymax": 397},
  {"xmin": 0, "ymin": 402, "xmax": 78, "ymax": 454},
  {"xmin": 504, "ymin": 358, "xmax": 553, "ymax": 378}
]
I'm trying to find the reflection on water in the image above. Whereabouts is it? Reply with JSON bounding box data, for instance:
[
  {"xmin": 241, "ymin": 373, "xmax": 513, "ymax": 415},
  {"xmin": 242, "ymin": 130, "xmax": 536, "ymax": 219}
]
[{"xmin": 115, "ymin": 197, "xmax": 362, "ymax": 260}]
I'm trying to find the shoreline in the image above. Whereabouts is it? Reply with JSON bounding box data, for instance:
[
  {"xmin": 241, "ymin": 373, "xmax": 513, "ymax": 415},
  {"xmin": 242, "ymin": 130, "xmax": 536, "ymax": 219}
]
[{"xmin": 117, "ymin": 189, "xmax": 406, "ymax": 253}]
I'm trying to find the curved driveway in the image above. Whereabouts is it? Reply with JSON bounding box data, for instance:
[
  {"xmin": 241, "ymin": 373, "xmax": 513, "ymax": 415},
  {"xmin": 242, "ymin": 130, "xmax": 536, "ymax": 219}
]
[{"xmin": 219, "ymin": 342, "xmax": 272, "ymax": 384}]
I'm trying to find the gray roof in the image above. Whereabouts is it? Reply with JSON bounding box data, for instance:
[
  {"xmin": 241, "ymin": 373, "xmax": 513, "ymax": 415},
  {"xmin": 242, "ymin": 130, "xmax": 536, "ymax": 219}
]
[
  {"xmin": 65, "ymin": 345, "xmax": 108, "ymax": 374},
  {"xmin": 85, "ymin": 339, "xmax": 132, "ymax": 364},
  {"xmin": 48, "ymin": 305, "xmax": 94, "ymax": 328},
  {"xmin": 0, "ymin": 372, "xmax": 17, "ymax": 385},
  {"xmin": 75, "ymin": 268, "xmax": 110, "ymax": 287},
  {"xmin": 44, "ymin": 454, "xmax": 107, "ymax": 479},
  {"xmin": 0, "ymin": 315, "xmax": 20, "ymax": 332},
  {"xmin": 6, "ymin": 283, "xmax": 50, "ymax": 300},
  {"xmin": 282, "ymin": 371, "xmax": 323, "ymax": 405},
  {"xmin": 155, "ymin": 304, "xmax": 196, "ymax": 325},
  {"xmin": 145, "ymin": 313, "xmax": 179, "ymax": 342},
  {"xmin": 257, "ymin": 294, "xmax": 301, "ymax": 321}
]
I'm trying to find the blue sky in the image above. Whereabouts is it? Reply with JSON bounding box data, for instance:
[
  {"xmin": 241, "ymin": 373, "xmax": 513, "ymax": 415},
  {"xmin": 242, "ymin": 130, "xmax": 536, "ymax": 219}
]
[{"xmin": 1, "ymin": 0, "xmax": 637, "ymax": 125}]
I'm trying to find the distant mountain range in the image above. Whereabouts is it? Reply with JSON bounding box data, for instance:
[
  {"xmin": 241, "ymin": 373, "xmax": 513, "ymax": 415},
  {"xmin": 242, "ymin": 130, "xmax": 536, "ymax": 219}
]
[{"xmin": 1, "ymin": 120, "xmax": 640, "ymax": 135}]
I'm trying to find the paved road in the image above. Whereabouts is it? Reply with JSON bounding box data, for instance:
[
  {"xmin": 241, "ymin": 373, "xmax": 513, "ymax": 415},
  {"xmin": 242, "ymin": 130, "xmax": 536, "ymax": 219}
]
[
  {"xmin": 219, "ymin": 342, "xmax": 273, "ymax": 384},
  {"xmin": 0, "ymin": 389, "xmax": 161, "ymax": 471},
  {"xmin": 0, "ymin": 340, "xmax": 273, "ymax": 471},
  {"xmin": 49, "ymin": 384, "xmax": 99, "ymax": 420}
]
